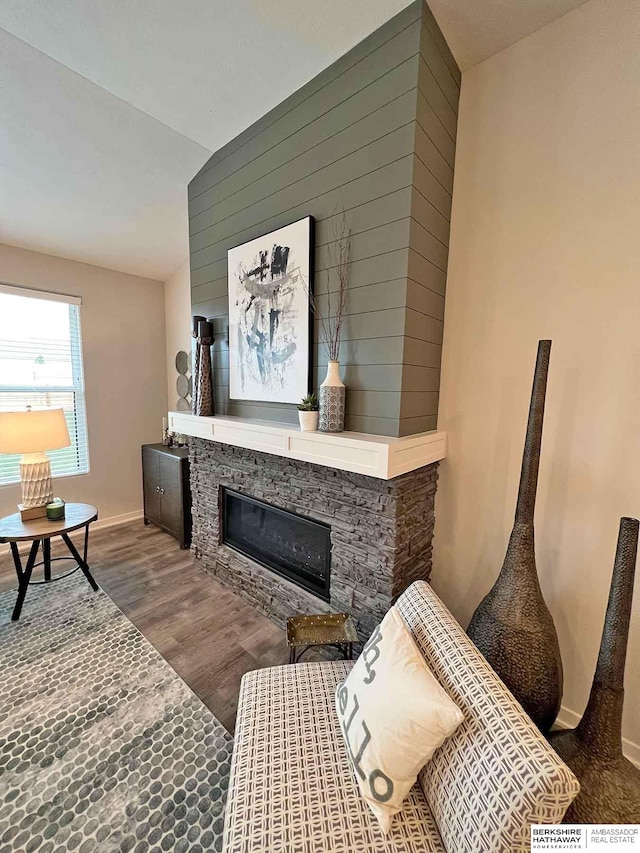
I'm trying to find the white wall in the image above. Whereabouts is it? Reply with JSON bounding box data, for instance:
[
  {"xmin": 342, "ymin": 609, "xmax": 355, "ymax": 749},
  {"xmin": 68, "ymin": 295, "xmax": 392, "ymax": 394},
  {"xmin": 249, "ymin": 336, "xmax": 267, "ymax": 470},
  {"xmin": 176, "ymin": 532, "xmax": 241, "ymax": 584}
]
[
  {"xmin": 163, "ymin": 259, "xmax": 192, "ymax": 410},
  {"xmin": 435, "ymin": 0, "xmax": 640, "ymax": 755},
  {"xmin": 0, "ymin": 243, "xmax": 167, "ymax": 523}
]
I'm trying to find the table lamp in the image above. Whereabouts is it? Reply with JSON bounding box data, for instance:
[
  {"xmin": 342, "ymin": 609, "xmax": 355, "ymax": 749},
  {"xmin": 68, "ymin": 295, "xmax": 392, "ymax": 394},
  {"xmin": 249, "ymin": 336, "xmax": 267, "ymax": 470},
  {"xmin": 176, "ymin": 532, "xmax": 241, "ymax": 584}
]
[{"xmin": 0, "ymin": 407, "xmax": 71, "ymax": 519}]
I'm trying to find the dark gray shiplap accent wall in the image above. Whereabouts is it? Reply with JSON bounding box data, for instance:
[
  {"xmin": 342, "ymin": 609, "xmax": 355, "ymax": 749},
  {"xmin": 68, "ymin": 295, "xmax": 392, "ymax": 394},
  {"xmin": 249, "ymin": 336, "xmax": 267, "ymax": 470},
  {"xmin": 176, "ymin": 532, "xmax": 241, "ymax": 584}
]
[
  {"xmin": 188, "ymin": 1, "xmax": 459, "ymax": 437},
  {"xmin": 399, "ymin": 2, "xmax": 460, "ymax": 436}
]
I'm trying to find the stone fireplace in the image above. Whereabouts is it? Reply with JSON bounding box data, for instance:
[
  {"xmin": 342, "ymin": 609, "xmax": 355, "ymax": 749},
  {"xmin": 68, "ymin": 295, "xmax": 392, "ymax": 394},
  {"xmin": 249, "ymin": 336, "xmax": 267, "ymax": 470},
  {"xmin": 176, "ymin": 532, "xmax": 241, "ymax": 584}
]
[{"xmin": 189, "ymin": 435, "xmax": 439, "ymax": 636}]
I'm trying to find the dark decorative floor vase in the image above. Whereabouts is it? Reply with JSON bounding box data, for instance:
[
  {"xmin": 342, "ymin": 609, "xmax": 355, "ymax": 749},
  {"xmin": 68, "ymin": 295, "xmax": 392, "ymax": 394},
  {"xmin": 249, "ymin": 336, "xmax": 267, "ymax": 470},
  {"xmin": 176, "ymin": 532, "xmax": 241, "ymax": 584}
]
[
  {"xmin": 467, "ymin": 340, "xmax": 563, "ymax": 733},
  {"xmin": 549, "ymin": 517, "xmax": 640, "ymax": 823}
]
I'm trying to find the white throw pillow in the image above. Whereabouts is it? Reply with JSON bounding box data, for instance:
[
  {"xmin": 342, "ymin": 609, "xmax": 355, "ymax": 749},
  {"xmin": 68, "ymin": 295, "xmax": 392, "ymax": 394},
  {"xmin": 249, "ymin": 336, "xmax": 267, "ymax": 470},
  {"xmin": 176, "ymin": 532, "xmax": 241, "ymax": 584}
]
[{"xmin": 335, "ymin": 605, "xmax": 463, "ymax": 833}]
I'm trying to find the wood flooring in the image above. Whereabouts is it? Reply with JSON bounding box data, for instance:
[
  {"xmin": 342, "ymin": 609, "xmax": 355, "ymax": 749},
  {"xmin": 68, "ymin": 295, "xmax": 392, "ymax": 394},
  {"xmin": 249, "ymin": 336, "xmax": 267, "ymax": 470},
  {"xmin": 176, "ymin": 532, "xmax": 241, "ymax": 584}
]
[{"xmin": 0, "ymin": 519, "xmax": 293, "ymax": 733}]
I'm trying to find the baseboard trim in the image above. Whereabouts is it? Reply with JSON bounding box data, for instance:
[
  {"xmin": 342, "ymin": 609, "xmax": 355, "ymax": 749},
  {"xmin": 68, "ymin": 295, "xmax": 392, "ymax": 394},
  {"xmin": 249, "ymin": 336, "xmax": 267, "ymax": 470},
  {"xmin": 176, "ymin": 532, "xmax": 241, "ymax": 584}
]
[
  {"xmin": 92, "ymin": 510, "xmax": 143, "ymax": 532},
  {"xmin": 0, "ymin": 509, "xmax": 143, "ymax": 557},
  {"xmin": 556, "ymin": 705, "xmax": 640, "ymax": 769}
]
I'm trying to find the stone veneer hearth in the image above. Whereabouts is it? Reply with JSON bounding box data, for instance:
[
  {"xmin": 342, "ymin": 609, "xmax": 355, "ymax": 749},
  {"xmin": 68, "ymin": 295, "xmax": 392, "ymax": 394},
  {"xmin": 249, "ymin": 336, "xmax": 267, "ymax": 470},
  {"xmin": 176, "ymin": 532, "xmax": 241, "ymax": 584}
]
[{"xmin": 190, "ymin": 438, "xmax": 439, "ymax": 636}]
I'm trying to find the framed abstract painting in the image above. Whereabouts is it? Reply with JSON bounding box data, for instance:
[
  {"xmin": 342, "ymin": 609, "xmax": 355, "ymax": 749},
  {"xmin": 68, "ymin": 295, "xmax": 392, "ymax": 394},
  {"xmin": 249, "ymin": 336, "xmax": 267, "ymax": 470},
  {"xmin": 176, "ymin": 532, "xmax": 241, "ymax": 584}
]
[{"xmin": 227, "ymin": 216, "xmax": 313, "ymax": 405}]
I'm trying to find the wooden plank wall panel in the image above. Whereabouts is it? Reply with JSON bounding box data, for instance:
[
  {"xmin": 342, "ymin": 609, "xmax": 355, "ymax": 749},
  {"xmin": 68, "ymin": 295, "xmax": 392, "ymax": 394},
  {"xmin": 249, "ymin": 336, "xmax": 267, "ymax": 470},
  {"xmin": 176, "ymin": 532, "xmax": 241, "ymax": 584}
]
[
  {"xmin": 189, "ymin": 0, "xmax": 459, "ymax": 438},
  {"xmin": 189, "ymin": 2, "xmax": 423, "ymax": 436},
  {"xmin": 400, "ymin": 2, "xmax": 460, "ymax": 437}
]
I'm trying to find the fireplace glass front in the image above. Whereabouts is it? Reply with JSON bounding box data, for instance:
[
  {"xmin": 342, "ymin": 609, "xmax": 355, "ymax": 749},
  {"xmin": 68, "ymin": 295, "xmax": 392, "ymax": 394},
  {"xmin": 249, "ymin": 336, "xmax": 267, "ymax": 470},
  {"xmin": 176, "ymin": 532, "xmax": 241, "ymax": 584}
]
[{"xmin": 221, "ymin": 487, "xmax": 331, "ymax": 600}]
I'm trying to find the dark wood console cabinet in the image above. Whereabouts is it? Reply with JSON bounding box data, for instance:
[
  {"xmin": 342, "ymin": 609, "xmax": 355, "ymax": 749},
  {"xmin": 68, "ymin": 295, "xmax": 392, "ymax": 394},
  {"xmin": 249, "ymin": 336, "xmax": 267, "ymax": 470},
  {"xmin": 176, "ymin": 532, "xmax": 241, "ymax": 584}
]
[{"xmin": 142, "ymin": 444, "xmax": 191, "ymax": 549}]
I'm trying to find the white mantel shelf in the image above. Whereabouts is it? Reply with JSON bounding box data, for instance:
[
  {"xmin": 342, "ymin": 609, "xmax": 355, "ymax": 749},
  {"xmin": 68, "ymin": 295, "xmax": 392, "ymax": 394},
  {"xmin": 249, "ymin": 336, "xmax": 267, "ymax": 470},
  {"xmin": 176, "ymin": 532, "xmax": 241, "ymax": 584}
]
[{"xmin": 169, "ymin": 412, "xmax": 446, "ymax": 480}]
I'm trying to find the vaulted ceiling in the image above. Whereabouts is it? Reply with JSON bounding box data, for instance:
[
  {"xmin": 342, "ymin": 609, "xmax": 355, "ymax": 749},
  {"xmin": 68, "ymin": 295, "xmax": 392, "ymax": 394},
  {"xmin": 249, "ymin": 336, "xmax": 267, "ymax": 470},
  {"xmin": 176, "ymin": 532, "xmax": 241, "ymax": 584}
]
[{"xmin": 0, "ymin": 0, "xmax": 589, "ymax": 281}]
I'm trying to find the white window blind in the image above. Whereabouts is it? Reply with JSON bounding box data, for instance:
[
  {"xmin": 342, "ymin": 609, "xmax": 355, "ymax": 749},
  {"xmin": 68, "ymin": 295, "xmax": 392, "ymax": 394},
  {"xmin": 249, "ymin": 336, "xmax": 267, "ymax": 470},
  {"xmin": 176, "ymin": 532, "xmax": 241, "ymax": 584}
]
[{"xmin": 0, "ymin": 285, "xmax": 90, "ymax": 485}]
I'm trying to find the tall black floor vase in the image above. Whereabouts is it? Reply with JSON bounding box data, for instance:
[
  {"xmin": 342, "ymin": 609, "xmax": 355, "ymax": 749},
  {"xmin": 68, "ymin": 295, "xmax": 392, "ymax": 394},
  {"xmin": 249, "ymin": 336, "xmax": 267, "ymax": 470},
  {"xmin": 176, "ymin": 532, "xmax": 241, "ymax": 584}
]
[
  {"xmin": 467, "ymin": 340, "xmax": 563, "ymax": 733},
  {"xmin": 549, "ymin": 517, "xmax": 640, "ymax": 823}
]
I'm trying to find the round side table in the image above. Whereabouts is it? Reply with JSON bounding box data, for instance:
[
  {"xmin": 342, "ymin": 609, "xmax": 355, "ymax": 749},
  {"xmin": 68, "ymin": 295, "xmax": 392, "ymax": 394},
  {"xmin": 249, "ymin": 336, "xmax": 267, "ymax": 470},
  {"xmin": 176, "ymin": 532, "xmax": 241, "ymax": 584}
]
[{"xmin": 0, "ymin": 503, "xmax": 99, "ymax": 622}]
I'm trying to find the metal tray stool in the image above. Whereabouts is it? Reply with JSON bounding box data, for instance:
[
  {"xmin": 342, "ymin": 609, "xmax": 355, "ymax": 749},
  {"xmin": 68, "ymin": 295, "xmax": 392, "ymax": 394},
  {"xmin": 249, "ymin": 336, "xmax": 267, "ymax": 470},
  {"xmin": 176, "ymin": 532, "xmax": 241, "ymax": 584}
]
[{"xmin": 286, "ymin": 612, "xmax": 359, "ymax": 663}]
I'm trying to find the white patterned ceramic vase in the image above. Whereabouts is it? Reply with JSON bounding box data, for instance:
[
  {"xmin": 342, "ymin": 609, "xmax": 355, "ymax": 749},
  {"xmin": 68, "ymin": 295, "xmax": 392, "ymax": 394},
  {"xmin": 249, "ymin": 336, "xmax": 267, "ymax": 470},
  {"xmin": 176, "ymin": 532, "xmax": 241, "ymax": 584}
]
[
  {"xmin": 319, "ymin": 361, "xmax": 346, "ymax": 433},
  {"xmin": 298, "ymin": 410, "xmax": 319, "ymax": 432}
]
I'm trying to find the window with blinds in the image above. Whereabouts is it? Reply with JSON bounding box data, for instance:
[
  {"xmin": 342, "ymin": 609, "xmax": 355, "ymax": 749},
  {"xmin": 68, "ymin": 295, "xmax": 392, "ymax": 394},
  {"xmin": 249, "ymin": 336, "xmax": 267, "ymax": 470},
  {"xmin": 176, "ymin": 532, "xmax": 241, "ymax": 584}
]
[{"xmin": 0, "ymin": 284, "xmax": 89, "ymax": 485}]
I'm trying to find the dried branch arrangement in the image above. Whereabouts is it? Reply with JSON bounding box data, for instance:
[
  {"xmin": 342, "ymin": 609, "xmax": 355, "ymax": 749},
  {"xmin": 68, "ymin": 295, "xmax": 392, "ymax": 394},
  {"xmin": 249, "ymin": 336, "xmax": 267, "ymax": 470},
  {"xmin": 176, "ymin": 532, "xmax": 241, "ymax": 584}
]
[{"xmin": 309, "ymin": 208, "xmax": 351, "ymax": 361}]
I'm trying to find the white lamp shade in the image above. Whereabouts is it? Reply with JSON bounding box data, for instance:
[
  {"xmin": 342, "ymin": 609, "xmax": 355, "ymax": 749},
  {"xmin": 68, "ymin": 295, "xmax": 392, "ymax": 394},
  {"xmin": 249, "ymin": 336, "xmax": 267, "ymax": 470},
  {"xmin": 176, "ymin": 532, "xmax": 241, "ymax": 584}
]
[{"xmin": 0, "ymin": 408, "xmax": 71, "ymax": 454}]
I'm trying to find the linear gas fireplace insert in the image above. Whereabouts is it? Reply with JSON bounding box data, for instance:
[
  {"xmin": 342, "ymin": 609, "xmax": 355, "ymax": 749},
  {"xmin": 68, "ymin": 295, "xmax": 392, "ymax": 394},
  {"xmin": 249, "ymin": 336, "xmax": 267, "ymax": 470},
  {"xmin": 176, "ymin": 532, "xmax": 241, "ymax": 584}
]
[{"xmin": 220, "ymin": 487, "xmax": 331, "ymax": 600}]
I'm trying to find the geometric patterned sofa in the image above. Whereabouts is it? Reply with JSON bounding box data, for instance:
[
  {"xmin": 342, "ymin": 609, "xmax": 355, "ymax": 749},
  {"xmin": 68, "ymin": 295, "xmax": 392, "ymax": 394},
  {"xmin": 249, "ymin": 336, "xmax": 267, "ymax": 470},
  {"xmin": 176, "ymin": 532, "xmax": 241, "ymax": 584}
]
[{"xmin": 223, "ymin": 581, "xmax": 579, "ymax": 852}]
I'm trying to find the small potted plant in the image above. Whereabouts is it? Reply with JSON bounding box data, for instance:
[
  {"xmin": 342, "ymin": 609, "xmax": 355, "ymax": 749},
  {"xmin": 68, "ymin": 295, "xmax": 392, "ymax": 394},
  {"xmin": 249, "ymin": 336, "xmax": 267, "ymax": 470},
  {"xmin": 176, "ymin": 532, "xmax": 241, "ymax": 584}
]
[{"xmin": 297, "ymin": 393, "xmax": 319, "ymax": 431}]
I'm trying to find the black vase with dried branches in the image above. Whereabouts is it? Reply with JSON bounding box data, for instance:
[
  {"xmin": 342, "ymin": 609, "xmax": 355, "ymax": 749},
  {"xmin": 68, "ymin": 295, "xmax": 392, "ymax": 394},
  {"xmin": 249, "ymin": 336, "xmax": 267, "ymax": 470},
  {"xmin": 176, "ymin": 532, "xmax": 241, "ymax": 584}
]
[
  {"xmin": 467, "ymin": 340, "xmax": 563, "ymax": 733},
  {"xmin": 309, "ymin": 209, "xmax": 351, "ymax": 433},
  {"xmin": 549, "ymin": 517, "xmax": 640, "ymax": 823}
]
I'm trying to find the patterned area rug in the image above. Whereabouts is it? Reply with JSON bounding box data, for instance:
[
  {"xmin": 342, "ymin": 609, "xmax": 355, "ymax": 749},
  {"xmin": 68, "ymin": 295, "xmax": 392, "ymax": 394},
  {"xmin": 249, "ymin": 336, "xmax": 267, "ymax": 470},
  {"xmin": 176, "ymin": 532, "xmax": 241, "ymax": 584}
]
[{"xmin": 0, "ymin": 575, "xmax": 233, "ymax": 852}]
